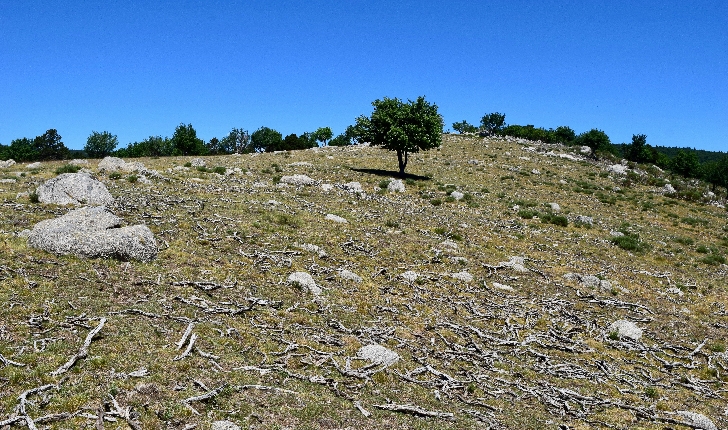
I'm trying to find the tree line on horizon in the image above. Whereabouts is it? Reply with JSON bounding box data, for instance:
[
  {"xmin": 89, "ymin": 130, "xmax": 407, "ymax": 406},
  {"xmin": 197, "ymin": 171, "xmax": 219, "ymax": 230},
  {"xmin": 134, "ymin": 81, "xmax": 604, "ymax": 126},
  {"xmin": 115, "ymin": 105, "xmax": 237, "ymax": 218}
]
[
  {"xmin": 1, "ymin": 102, "xmax": 726, "ymax": 196},
  {"xmin": 452, "ymin": 113, "xmax": 728, "ymax": 197}
]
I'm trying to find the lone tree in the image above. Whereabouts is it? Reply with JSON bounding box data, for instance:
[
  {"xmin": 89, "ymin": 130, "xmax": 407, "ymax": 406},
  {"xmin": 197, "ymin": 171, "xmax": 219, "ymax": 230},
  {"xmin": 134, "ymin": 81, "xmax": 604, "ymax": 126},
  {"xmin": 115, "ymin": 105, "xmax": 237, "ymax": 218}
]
[
  {"xmin": 251, "ymin": 127, "xmax": 283, "ymax": 152},
  {"xmin": 575, "ymin": 128, "xmax": 612, "ymax": 157},
  {"xmin": 84, "ymin": 131, "xmax": 118, "ymax": 158},
  {"xmin": 171, "ymin": 123, "xmax": 206, "ymax": 156},
  {"xmin": 34, "ymin": 129, "xmax": 69, "ymax": 161},
  {"xmin": 480, "ymin": 112, "xmax": 506, "ymax": 135},
  {"xmin": 312, "ymin": 127, "xmax": 333, "ymax": 146},
  {"xmin": 351, "ymin": 96, "xmax": 443, "ymax": 175}
]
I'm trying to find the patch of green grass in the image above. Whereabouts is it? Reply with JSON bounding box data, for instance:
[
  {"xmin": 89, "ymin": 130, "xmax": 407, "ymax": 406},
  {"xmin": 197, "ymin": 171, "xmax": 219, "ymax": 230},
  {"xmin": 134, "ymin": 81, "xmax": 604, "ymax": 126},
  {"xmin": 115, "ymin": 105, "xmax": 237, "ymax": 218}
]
[
  {"xmin": 29, "ymin": 192, "xmax": 39, "ymax": 203},
  {"xmin": 378, "ymin": 179, "xmax": 391, "ymax": 189},
  {"xmin": 610, "ymin": 234, "xmax": 649, "ymax": 252},
  {"xmin": 541, "ymin": 213, "xmax": 568, "ymax": 227},
  {"xmin": 109, "ymin": 172, "xmax": 122, "ymax": 180},
  {"xmin": 127, "ymin": 174, "xmax": 138, "ymax": 183},
  {"xmin": 184, "ymin": 162, "xmax": 192, "ymax": 167},
  {"xmin": 55, "ymin": 164, "xmax": 81, "ymax": 175},
  {"xmin": 518, "ymin": 209, "xmax": 540, "ymax": 219},
  {"xmin": 644, "ymin": 386, "xmax": 659, "ymax": 400},
  {"xmin": 672, "ymin": 236, "xmax": 694, "ymax": 246},
  {"xmin": 430, "ymin": 199, "xmax": 442, "ymax": 206},
  {"xmin": 696, "ymin": 245, "xmax": 709, "ymax": 254},
  {"xmin": 681, "ymin": 216, "xmax": 709, "ymax": 227},
  {"xmin": 700, "ymin": 253, "xmax": 726, "ymax": 266},
  {"xmin": 213, "ymin": 166, "xmax": 226, "ymax": 175}
]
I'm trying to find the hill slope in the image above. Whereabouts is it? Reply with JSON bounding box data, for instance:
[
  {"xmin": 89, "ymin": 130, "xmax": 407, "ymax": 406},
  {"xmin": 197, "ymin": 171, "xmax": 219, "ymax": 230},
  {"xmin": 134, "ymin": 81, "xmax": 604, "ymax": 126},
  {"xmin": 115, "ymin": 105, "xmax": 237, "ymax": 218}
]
[{"xmin": 1, "ymin": 135, "xmax": 727, "ymax": 429}]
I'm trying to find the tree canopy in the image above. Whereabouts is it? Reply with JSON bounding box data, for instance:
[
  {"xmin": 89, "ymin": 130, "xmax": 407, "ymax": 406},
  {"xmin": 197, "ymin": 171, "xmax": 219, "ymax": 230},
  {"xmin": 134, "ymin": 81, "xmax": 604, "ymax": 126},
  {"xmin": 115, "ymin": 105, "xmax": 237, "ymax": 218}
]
[
  {"xmin": 351, "ymin": 96, "xmax": 443, "ymax": 175},
  {"xmin": 84, "ymin": 131, "xmax": 118, "ymax": 158},
  {"xmin": 480, "ymin": 112, "xmax": 506, "ymax": 135}
]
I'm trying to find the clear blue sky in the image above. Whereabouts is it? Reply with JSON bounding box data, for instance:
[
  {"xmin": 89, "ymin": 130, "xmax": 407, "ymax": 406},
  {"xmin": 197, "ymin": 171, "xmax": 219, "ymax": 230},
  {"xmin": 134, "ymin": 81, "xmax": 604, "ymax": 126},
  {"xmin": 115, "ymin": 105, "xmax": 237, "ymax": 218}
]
[{"xmin": 2, "ymin": 1, "xmax": 726, "ymax": 152}]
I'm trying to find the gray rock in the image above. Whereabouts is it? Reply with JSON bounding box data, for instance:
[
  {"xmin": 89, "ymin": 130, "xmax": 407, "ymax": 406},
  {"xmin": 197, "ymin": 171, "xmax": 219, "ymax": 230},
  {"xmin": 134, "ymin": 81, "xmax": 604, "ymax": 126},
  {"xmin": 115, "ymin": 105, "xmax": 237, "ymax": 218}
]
[
  {"xmin": 450, "ymin": 191, "xmax": 464, "ymax": 200},
  {"xmin": 339, "ymin": 269, "xmax": 362, "ymax": 283},
  {"xmin": 450, "ymin": 271, "xmax": 473, "ymax": 282},
  {"xmin": 287, "ymin": 272, "xmax": 321, "ymax": 295},
  {"xmin": 98, "ymin": 156, "xmax": 126, "ymax": 172},
  {"xmin": 580, "ymin": 146, "xmax": 592, "ymax": 154},
  {"xmin": 298, "ymin": 243, "xmax": 327, "ymax": 258},
  {"xmin": 357, "ymin": 344, "xmax": 399, "ymax": 367},
  {"xmin": 548, "ymin": 203, "xmax": 561, "ymax": 213},
  {"xmin": 36, "ymin": 172, "xmax": 114, "ymax": 206},
  {"xmin": 388, "ymin": 179, "xmax": 405, "ymax": 193},
  {"xmin": 574, "ymin": 215, "xmax": 593, "ymax": 226},
  {"xmin": 608, "ymin": 319, "xmax": 642, "ymax": 341},
  {"xmin": 211, "ymin": 421, "xmax": 241, "ymax": 430},
  {"xmin": 663, "ymin": 183, "xmax": 676, "ymax": 194},
  {"xmin": 27, "ymin": 206, "xmax": 157, "ymax": 261},
  {"xmin": 0, "ymin": 159, "xmax": 16, "ymax": 168},
  {"xmin": 325, "ymin": 214, "xmax": 348, "ymax": 224},
  {"xmin": 676, "ymin": 411, "xmax": 718, "ymax": 430},
  {"xmin": 69, "ymin": 159, "xmax": 88, "ymax": 166},
  {"xmin": 342, "ymin": 182, "xmax": 364, "ymax": 194},
  {"xmin": 499, "ymin": 256, "xmax": 527, "ymax": 272},
  {"xmin": 26, "ymin": 162, "xmax": 42, "ymax": 169},
  {"xmin": 400, "ymin": 271, "xmax": 418, "ymax": 283},
  {"xmin": 280, "ymin": 174, "xmax": 316, "ymax": 186},
  {"xmin": 608, "ymin": 164, "xmax": 628, "ymax": 175},
  {"xmin": 190, "ymin": 158, "xmax": 206, "ymax": 168}
]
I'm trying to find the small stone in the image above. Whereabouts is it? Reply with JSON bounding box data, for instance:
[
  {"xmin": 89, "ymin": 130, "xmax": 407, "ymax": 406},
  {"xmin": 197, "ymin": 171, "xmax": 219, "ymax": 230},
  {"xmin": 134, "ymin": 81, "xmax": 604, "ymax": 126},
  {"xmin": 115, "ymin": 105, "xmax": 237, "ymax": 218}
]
[
  {"xmin": 548, "ymin": 203, "xmax": 561, "ymax": 213},
  {"xmin": 339, "ymin": 269, "xmax": 362, "ymax": 283},
  {"xmin": 280, "ymin": 174, "xmax": 316, "ymax": 186},
  {"xmin": 387, "ymin": 179, "xmax": 405, "ymax": 193},
  {"xmin": 491, "ymin": 282, "xmax": 514, "ymax": 292},
  {"xmin": 190, "ymin": 158, "xmax": 206, "ymax": 168},
  {"xmin": 574, "ymin": 215, "xmax": 593, "ymax": 226},
  {"xmin": 357, "ymin": 344, "xmax": 399, "ymax": 367},
  {"xmin": 287, "ymin": 272, "xmax": 321, "ymax": 296},
  {"xmin": 321, "ymin": 183, "xmax": 334, "ymax": 192},
  {"xmin": 342, "ymin": 182, "xmax": 364, "ymax": 193},
  {"xmin": 400, "ymin": 271, "xmax": 418, "ymax": 283},
  {"xmin": 450, "ymin": 191, "xmax": 464, "ymax": 200},
  {"xmin": 450, "ymin": 271, "xmax": 473, "ymax": 282},
  {"xmin": 531, "ymin": 169, "xmax": 540, "ymax": 175},
  {"xmin": 212, "ymin": 421, "xmax": 241, "ymax": 430},
  {"xmin": 325, "ymin": 214, "xmax": 348, "ymax": 224},
  {"xmin": 608, "ymin": 319, "xmax": 642, "ymax": 341},
  {"xmin": 675, "ymin": 411, "xmax": 717, "ymax": 430}
]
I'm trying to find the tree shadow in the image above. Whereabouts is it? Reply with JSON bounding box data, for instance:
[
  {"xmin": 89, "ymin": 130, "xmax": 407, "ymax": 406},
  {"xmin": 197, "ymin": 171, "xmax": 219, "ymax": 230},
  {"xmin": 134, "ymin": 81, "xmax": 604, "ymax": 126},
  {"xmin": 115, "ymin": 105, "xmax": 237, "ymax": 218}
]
[{"xmin": 349, "ymin": 168, "xmax": 432, "ymax": 181}]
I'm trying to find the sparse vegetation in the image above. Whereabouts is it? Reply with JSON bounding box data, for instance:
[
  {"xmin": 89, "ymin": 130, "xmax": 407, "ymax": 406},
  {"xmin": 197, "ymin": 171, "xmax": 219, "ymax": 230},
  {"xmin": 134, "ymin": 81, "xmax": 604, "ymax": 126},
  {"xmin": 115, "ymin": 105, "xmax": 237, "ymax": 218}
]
[{"xmin": 0, "ymin": 133, "xmax": 726, "ymax": 429}]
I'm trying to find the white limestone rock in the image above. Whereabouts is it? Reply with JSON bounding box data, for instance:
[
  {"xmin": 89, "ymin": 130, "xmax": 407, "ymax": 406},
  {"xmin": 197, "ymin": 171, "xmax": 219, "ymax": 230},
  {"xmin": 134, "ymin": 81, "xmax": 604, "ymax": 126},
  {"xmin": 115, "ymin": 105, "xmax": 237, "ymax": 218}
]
[
  {"xmin": 325, "ymin": 214, "xmax": 348, "ymax": 224},
  {"xmin": 280, "ymin": 174, "xmax": 316, "ymax": 186},
  {"xmin": 287, "ymin": 272, "xmax": 321, "ymax": 296},
  {"xmin": 27, "ymin": 206, "xmax": 157, "ymax": 262},
  {"xmin": 35, "ymin": 172, "xmax": 114, "ymax": 206},
  {"xmin": 608, "ymin": 319, "xmax": 642, "ymax": 341},
  {"xmin": 400, "ymin": 271, "xmax": 419, "ymax": 283},
  {"xmin": 357, "ymin": 344, "xmax": 399, "ymax": 367},
  {"xmin": 338, "ymin": 269, "xmax": 362, "ymax": 283},
  {"xmin": 387, "ymin": 179, "xmax": 405, "ymax": 193}
]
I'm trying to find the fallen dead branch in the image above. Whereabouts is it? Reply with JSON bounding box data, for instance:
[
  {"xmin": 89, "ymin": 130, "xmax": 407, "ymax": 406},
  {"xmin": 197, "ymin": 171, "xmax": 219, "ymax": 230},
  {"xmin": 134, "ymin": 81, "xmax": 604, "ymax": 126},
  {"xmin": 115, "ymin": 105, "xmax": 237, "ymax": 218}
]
[
  {"xmin": 51, "ymin": 318, "xmax": 106, "ymax": 376},
  {"xmin": 373, "ymin": 403, "xmax": 455, "ymax": 420}
]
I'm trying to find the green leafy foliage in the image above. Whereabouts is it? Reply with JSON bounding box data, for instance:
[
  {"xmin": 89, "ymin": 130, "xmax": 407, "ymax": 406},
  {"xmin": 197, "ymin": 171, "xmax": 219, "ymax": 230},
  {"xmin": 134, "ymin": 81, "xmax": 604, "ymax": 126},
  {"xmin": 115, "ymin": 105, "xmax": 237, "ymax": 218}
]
[
  {"xmin": 32, "ymin": 129, "xmax": 69, "ymax": 161},
  {"xmin": 84, "ymin": 131, "xmax": 118, "ymax": 158},
  {"xmin": 3, "ymin": 138, "xmax": 38, "ymax": 162},
  {"xmin": 312, "ymin": 127, "xmax": 333, "ymax": 146},
  {"xmin": 480, "ymin": 112, "xmax": 506, "ymax": 135},
  {"xmin": 55, "ymin": 164, "xmax": 81, "ymax": 175},
  {"xmin": 623, "ymin": 134, "xmax": 657, "ymax": 164},
  {"xmin": 116, "ymin": 136, "xmax": 174, "ymax": 158},
  {"xmin": 251, "ymin": 127, "xmax": 283, "ymax": 153},
  {"xmin": 575, "ymin": 129, "xmax": 612, "ymax": 156},
  {"xmin": 351, "ymin": 96, "xmax": 443, "ymax": 175},
  {"xmin": 170, "ymin": 123, "xmax": 206, "ymax": 156},
  {"xmin": 669, "ymin": 150, "xmax": 701, "ymax": 179},
  {"xmin": 214, "ymin": 128, "xmax": 252, "ymax": 154},
  {"xmin": 452, "ymin": 120, "xmax": 478, "ymax": 134}
]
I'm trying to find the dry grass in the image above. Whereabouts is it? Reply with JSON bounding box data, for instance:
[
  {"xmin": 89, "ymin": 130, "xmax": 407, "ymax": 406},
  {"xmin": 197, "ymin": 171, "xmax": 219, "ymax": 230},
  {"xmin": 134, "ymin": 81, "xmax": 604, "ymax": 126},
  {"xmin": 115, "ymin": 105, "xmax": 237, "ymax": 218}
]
[{"xmin": 0, "ymin": 135, "xmax": 726, "ymax": 429}]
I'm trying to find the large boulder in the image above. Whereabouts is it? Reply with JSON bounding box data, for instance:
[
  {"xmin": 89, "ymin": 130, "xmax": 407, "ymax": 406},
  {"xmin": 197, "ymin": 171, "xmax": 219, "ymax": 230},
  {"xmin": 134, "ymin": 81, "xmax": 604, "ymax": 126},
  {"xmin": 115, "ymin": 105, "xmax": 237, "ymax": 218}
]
[
  {"xmin": 36, "ymin": 172, "xmax": 114, "ymax": 206},
  {"xmin": 98, "ymin": 156, "xmax": 126, "ymax": 172},
  {"xmin": 0, "ymin": 159, "xmax": 16, "ymax": 168},
  {"xmin": 27, "ymin": 206, "xmax": 157, "ymax": 262}
]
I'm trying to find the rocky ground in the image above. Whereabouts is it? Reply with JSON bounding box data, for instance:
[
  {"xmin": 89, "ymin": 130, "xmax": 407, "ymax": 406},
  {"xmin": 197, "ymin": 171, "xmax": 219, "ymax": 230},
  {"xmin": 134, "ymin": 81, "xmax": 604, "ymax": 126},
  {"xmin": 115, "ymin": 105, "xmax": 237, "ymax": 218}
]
[{"xmin": 0, "ymin": 135, "xmax": 727, "ymax": 429}]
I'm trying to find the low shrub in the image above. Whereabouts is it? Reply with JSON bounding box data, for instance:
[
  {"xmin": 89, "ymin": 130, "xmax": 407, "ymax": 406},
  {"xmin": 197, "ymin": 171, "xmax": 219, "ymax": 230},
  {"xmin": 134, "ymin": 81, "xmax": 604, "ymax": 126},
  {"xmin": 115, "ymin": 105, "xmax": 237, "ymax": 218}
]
[{"xmin": 55, "ymin": 164, "xmax": 80, "ymax": 175}]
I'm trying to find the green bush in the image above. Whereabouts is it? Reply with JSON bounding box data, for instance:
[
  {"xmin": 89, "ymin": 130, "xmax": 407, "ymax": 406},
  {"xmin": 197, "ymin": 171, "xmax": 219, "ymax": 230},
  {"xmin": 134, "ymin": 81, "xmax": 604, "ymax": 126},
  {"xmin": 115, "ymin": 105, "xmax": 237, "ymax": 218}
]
[
  {"xmin": 610, "ymin": 234, "xmax": 648, "ymax": 252},
  {"xmin": 541, "ymin": 213, "xmax": 568, "ymax": 227},
  {"xmin": 127, "ymin": 175, "xmax": 138, "ymax": 183},
  {"xmin": 213, "ymin": 166, "xmax": 226, "ymax": 175},
  {"xmin": 29, "ymin": 192, "xmax": 39, "ymax": 203},
  {"xmin": 518, "ymin": 209, "xmax": 540, "ymax": 219},
  {"xmin": 55, "ymin": 164, "xmax": 80, "ymax": 175},
  {"xmin": 109, "ymin": 172, "xmax": 122, "ymax": 180},
  {"xmin": 700, "ymin": 253, "xmax": 725, "ymax": 266}
]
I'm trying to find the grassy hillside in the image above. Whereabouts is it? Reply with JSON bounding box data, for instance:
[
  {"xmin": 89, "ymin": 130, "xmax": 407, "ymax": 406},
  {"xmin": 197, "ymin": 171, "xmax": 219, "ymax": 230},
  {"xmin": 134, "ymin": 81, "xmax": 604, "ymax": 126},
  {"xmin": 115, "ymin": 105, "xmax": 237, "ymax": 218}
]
[{"xmin": 1, "ymin": 135, "xmax": 726, "ymax": 429}]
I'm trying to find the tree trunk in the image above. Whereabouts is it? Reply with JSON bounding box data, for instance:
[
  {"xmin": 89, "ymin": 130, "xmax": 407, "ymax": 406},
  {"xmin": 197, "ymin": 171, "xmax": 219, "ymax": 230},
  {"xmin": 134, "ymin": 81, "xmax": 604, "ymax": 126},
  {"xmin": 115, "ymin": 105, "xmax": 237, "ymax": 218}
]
[{"xmin": 397, "ymin": 150, "xmax": 408, "ymax": 176}]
